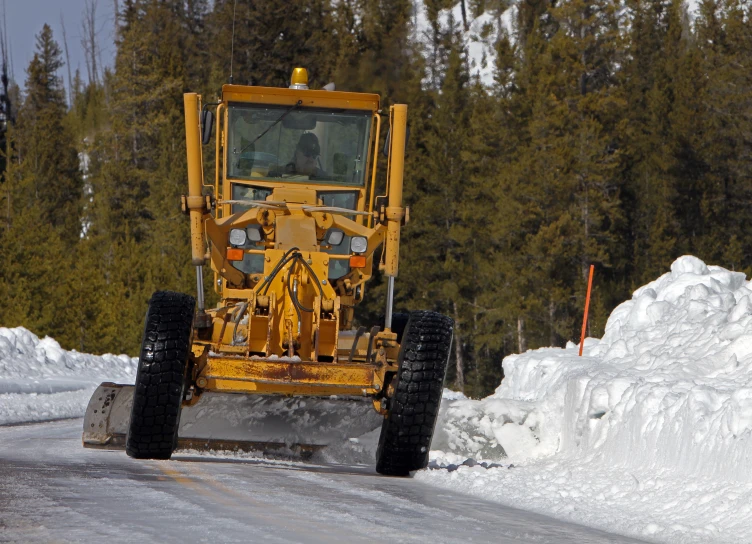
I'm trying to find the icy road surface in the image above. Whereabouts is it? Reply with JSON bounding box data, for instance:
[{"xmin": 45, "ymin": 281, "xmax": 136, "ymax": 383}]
[{"xmin": 0, "ymin": 420, "xmax": 645, "ymax": 544}]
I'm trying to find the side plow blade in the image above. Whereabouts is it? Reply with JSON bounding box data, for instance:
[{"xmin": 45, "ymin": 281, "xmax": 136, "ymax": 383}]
[{"xmin": 82, "ymin": 383, "xmax": 383, "ymax": 455}]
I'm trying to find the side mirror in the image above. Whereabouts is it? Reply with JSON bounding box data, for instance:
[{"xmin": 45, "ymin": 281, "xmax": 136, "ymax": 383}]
[
  {"xmin": 381, "ymin": 125, "xmax": 410, "ymax": 157},
  {"xmin": 201, "ymin": 109, "xmax": 214, "ymax": 145},
  {"xmin": 382, "ymin": 128, "xmax": 390, "ymax": 157}
]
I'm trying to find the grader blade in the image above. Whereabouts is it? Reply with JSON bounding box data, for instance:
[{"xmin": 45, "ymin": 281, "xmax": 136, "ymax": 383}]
[{"xmin": 82, "ymin": 383, "xmax": 383, "ymax": 455}]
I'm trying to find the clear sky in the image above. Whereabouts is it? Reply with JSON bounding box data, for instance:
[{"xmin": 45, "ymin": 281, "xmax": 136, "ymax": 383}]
[{"xmin": 4, "ymin": 0, "xmax": 116, "ymax": 93}]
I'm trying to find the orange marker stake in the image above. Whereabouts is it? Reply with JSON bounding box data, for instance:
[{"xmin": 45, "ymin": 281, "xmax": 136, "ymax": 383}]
[{"xmin": 579, "ymin": 264, "xmax": 595, "ymax": 357}]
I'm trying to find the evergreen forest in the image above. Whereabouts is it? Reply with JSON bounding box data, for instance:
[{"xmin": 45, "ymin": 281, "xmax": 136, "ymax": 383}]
[{"xmin": 1, "ymin": 0, "xmax": 751, "ymax": 398}]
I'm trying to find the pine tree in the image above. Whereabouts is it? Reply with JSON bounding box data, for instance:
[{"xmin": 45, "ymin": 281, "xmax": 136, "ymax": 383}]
[
  {"xmin": 0, "ymin": 25, "xmax": 83, "ymax": 344},
  {"xmin": 333, "ymin": 0, "xmax": 413, "ymax": 100},
  {"xmin": 502, "ymin": 0, "xmax": 626, "ymax": 348},
  {"xmin": 689, "ymin": 0, "xmax": 752, "ymax": 272},
  {"xmin": 0, "ymin": 125, "xmax": 72, "ymax": 340},
  {"xmin": 452, "ymin": 30, "xmax": 522, "ymax": 396},
  {"xmin": 620, "ymin": 0, "xmax": 686, "ymax": 285},
  {"xmin": 76, "ymin": 0, "xmax": 212, "ymax": 353},
  {"xmin": 15, "ymin": 24, "xmax": 82, "ymax": 246},
  {"xmin": 398, "ymin": 8, "xmax": 477, "ymax": 391},
  {"xmin": 209, "ymin": 0, "xmax": 338, "ymax": 89},
  {"xmin": 460, "ymin": 81, "xmax": 514, "ymax": 395}
]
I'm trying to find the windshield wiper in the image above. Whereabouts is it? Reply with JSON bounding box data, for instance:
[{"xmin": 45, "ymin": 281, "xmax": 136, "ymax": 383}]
[{"xmin": 236, "ymin": 100, "xmax": 303, "ymax": 163}]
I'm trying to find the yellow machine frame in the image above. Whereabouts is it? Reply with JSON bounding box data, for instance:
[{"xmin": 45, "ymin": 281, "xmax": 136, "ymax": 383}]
[{"xmin": 181, "ymin": 73, "xmax": 409, "ymax": 411}]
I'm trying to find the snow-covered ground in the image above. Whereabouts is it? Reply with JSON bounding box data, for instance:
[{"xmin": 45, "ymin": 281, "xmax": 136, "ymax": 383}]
[
  {"xmin": 2, "ymin": 255, "xmax": 752, "ymax": 542},
  {"xmin": 421, "ymin": 256, "xmax": 752, "ymax": 543},
  {"xmin": 0, "ymin": 328, "xmax": 136, "ymax": 425}
]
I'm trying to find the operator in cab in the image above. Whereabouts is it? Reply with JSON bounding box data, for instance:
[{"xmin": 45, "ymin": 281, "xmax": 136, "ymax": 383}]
[{"xmin": 271, "ymin": 132, "xmax": 329, "ymax": 179}]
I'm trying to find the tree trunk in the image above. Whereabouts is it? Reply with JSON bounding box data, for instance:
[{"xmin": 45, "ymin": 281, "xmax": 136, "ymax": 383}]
[
  {"xmin": 60, "ymin": 15, "xmax": 74, "ymax": 107},
  {"xmin": 81, "ymin": 0, "xmax": 99, "ymax": 86},
  {"xmin": 452, "ymin": 301, "xmax": 464, "ymax": 392},
  {"xmin": 549, "ymin": 300, "xmax": 557, "ymax": 347},
  {"xmin": 517, "ymin": 317, "xmax": 527, "ymax": 353},
  {"xmin": 460, "ymin": 0, "xmax": 469, "ymax": 31}
]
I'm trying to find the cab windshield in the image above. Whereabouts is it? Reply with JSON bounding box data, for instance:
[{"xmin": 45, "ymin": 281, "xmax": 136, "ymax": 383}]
[{"xmin": 226, "ymin": 104, "xmax": 372, "ymax": 186}]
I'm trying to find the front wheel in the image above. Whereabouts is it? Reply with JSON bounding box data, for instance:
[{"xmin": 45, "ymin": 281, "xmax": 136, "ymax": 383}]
[
  {"xmin": 126, "ymin": 291, "xmax": 195, "ymax": 459},
  {"xmin": 376, "ymin": 311, "xmax": 454, "ymax": 476}
]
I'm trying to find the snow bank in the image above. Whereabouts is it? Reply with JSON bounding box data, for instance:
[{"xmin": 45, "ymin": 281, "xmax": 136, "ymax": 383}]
[
  {"xmin": 0, "ymin": 327, "xmax": 137, "ymax": 425},
  {"xmin": 421, "ymin": 256, "xmax": 752, "ymax": 543}
]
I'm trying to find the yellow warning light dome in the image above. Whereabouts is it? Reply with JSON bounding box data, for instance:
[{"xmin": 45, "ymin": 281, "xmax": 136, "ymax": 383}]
[{"xmin": 290, "ymin": 68, "xmax": 309, "ymax": 90}]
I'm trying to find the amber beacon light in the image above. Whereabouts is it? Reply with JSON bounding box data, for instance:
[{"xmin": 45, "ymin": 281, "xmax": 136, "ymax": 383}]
[{"xmin": 290, "ymin": 67, "xmax": 309, "ymax": 89}]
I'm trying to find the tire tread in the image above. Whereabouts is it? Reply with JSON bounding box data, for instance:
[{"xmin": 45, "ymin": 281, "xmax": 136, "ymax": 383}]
[
  {"xmin": 376, "ymin": 310, "xmax": 453, "ymax": 476},
  {"xmin": 126, "ymin": 291, "xmax": 195, "ymax": 460}
]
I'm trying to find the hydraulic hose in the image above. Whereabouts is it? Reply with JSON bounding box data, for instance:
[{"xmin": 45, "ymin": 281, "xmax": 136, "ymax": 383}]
[
  {"xmin": 259, "ymin": 247, "xmax": 300, "ymax": 295},
  {"xmin": 285, "ymin": 269, "xmax": 304, "ymax": 333},
  {"xmin": 261, "ymin": 251, "xmax": 324, "ymax": 323},
  {"xmin": 287, "ymin": 261, "xmax": 314, "ymax": 313},
  {"xmin": 293, "ymin": 253, "xmax": 324, "ymax": 299},
  {"xmin": 230, "ymin": 301, "xmax": 249, "ymax": 345}
]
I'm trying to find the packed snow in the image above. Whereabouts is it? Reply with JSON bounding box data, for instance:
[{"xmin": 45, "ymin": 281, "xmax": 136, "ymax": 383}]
[
  {"xmin": 2, "ymin": 255, "xmax": 752, "ymax": 542},
  {"xmin": 0, "ymin": 328, "xmax": 136, "ymax": 425},
  {"xmin": 420, "ymin": 256, "xmax": 752, "ymax": 543}
]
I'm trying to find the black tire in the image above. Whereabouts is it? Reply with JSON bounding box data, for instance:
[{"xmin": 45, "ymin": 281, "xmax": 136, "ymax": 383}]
[
  {"xmin": 376, "ymin": 310, "xmax": 454, "ymax": 476},
  {"xmin": 126, "ymin": 291, "xmax": 195, "ymax": 460}
]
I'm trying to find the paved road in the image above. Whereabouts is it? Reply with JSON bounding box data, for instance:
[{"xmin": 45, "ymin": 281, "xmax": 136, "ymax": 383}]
[{"xmin": 0, "ymin": 420, "xmax": 646, "ymax": 543}]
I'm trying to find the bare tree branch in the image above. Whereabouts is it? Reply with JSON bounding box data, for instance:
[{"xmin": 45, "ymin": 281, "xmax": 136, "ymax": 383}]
[
  {"xmin": 60, "ymin": 13, "xmax": 74, "ymax": 106},
  {"xmin": 81, "ymin": 0, "xmax": 99, "ymax": 86}
]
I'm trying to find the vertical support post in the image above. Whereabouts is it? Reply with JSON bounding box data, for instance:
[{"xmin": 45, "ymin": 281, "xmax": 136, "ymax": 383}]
[
  {"xmin": 383, "ymin": 104, "xmax": 407, "ymax": 331},
  {"xmin": 579, "ymin": 265, "xmax": 595, "ymax": 356},
  {"xmin": 184, "ymin": 92, "xmax": 207, "ymax": 266},
  {"xmin": 383, "ymin": 104, "xmax": 407, "ymax": 278}
]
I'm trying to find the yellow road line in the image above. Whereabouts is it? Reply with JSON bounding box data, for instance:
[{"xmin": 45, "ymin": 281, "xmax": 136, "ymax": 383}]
[
  {"xmin": 155, "ymin": 463, "xmax": 238, "ymax": 508},
  {"xmin": 163, "ymin": 460, "xmax": 360, "ymax": 543}
]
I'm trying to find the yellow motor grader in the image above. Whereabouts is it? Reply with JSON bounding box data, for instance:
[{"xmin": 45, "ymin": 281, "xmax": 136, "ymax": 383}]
[{"xmin": 82, "ymin": 68, "xmax": 453, "ymax": 476}]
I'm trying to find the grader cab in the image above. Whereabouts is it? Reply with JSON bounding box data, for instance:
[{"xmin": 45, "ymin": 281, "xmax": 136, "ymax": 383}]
[{"xmin": 82, "ymin": 68, "xmax": 453, "ymax": 476}]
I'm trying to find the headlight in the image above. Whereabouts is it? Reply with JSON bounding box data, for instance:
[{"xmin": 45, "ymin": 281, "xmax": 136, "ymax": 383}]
[
  {"xmin": 325, "ymin": 229, "xmax": 345, "ymax": 246},
  {"xmin": 350, "ymin": 236, "xmax": 368, "ymax": 254},
  {"xmin": 229, "ymin": 228, "xmax": 247, "ymax": 246},
  {"xmin": 247, "ymin": 225, "xmax": 263, "ymax": 242}
]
